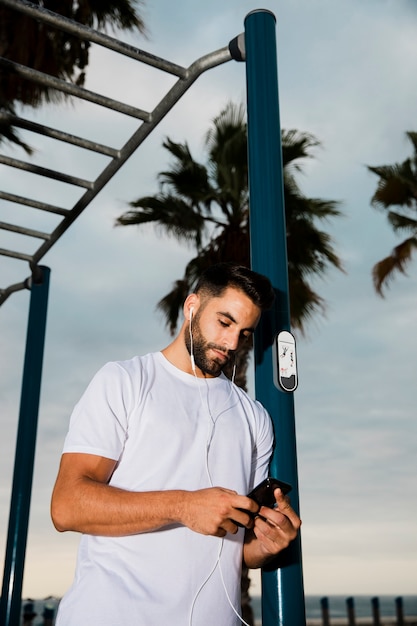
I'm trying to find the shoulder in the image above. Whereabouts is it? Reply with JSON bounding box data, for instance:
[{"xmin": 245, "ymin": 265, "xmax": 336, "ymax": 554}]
[
  {"xmin": 231, "ymin": 381, "xmax": 269, "ymax": 415},
  {"xmin": 98, "ymin": 353, "xmax": 157, "ymax": 380},
  {"xmin": 83, "ymin": 354, "xmax": 158, "ymax": 402},
  {"xmin": 232, "ymin": 381, "xmax": 273, "ymax": 429}
]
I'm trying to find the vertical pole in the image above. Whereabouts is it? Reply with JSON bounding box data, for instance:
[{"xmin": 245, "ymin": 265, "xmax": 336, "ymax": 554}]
[
  {"xmin": 244, "ymin": 10, "xmax": 306, "ymax": 626},
  {"xmin": 321, "ymin": 597, "xmax": 331, "ymax": 626},
  {"xmin": 346, "ymin": 596, "xmax": 356, "ymax": 626},
  {"xmin": 395, "ymin": 597, "xmax": 404, "ymax": 626},
  {"xmin": 371, "ymin": 596, "xmax": 381, "ymax": 626},
  {"xmin": 0, "ymin": 266, "xmax": 51, "ymax": 626}
]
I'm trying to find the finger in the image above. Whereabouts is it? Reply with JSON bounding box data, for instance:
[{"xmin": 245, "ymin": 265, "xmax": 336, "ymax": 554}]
[
  {"xmin": 234, "ymin": 495, "xmax": 260, "ymax": 516},
  {"xmin": 272, "ymin": 490, "xmax": 301, "ymax": 525},
  {"xmin": 273, "ymin": 487, "xmax": 291, "ymax": 506},
  {"xmin": 253, "ymin": 514, "xmax": 299, "ymax": 554},
  {"xmin": 231, "ymin": 509, "xmax": 255, "ymax": 530},
  {"xmin": 257, "ymin": 509, "xmax": 300, "ymax": 547},
  {"xmin": 252, "ymin": 517, "xmax": 288, "ymax": 552},
  {"xmin": 216, "ymin": 487, "xmax": 238, "ymax": 496},
  {"xmin": 221, "ymin": 520, "xmax": 239, "ymax": 535},
  {"xmin": 258, "ymin": 508, "xmax": 286, "ymax": 531},
  {"xmin": 260, "ymin": 505, "xmax": 301, "ymax": 534}
]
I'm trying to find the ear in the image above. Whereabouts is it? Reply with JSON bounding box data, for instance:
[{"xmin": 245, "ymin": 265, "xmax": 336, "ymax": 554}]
[{"xmin": 184, "ymin": 294, "xmax": 199, "ymax": 321}]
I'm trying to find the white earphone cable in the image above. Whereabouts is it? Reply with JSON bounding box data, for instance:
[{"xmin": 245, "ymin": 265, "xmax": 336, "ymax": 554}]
[{"xmin": 188, "ymin": 313, "xmax": 249, "ymax": 626}]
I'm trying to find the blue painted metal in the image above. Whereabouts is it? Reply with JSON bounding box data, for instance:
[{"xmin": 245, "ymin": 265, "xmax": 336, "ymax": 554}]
[
  {"xmin": 244, "ymin": 10, "xmax": 306, "ymax": 626},
  {"xmin": 0, "ymin": 266, "xmax": 51, "ymax": 626}
]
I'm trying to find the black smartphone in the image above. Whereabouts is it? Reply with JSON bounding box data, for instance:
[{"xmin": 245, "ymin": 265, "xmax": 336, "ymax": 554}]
[{"xmin": 247, "ymin": 477, "xmax": 292, "ymax": 509}]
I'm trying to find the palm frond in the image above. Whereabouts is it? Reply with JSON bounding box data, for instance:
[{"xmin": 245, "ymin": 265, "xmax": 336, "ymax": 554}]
[
  {"xmin": 387, "ymin": 210, "xmax": 417, "ymax": 233},
  {"xmin": 406, "ymin": 131, "xmax": 417, "ymax": 158},
  {"xmin": 0, "ymin": 103, "xmax": 33, "ymax": 154},
  {"xmin": 115, "ymin": 195, "xmax": 206, "ymax": 246},
  {"xmin": 368, "ymin": 162, "xmax": 417, "ymax": 208},
  {"xmin": 368, "ymin": 131, "xmax": 417, "ymax": 294},
  {"xmin": 372, "ymin": 237, "xmax": 417, "ymax": 296},
  {"xmin": 80, "ymin": 0, "xmax": 146, "ymax": 32},
  {"xmin": 205, "ymin": 101, "xmax": 246, "ymax": 156},
  {"xmin": 282, "ymin": 129, "xmax": 321, "ymax": 171},
  {"xmin": 288, "ymin": 274, "xmax": 325, "ymax": 336},
  {"xmin": 205, "ymin": 102, "xmax": 248, "ymax": 217},
  {"xmin": 160, "ymin": 139, "xmax": 213, "ymax": 206},
  {"xmin": 157, "ymin": 279, "xmax": 190, "ymax": 335}
]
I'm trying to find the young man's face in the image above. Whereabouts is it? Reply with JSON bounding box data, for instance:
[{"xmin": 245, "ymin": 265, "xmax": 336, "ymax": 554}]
[{"xmin": 185, "ymin": 287, "xmax": 261, "ymax": 377}]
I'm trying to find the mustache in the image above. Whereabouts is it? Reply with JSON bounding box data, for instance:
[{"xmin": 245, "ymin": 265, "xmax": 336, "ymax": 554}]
[{"xmin": 207, "ymin": 343, "xmax": 235, "ymax": 358}]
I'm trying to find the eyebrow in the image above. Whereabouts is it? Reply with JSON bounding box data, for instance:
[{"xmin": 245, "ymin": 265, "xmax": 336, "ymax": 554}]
[{"xmin": 217, "ymin": 310, "xmax": 256, "ymax": 334}]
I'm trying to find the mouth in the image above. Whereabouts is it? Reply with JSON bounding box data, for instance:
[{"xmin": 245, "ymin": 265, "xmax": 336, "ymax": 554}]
[{"xmin": 210, "ymin": 347, "xmax": 229, "ymax": 363}]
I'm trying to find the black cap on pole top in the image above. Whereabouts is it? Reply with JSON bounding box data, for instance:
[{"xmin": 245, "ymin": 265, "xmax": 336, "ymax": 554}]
[
  {"xmin": 229, "ymin": 33, "xmax": 245, "ymax": 62},
  {"xmin": 245, "ymin": 8, "xmax": 276, "ymax": 22}
]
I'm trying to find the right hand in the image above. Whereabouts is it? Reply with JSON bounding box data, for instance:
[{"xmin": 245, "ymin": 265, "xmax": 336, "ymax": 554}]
[{"xmin": 179, "ymin": 487, "xmax": 259, "ymax": 537}]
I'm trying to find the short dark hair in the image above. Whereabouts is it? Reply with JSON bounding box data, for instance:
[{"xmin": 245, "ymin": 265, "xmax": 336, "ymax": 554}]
[{"xmin": 194, "ymin": 263, "xmax": 275, "ymax": 311}]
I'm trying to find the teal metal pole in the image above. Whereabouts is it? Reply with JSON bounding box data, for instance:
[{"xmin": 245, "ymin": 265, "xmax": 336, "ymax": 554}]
[
  {"xmin": 244, "ymin": 10, "xmax": 306, "ymax": 626},
  {"xmin": 0, "ymin": 266, "xmax": 51, "ymax": 626}
]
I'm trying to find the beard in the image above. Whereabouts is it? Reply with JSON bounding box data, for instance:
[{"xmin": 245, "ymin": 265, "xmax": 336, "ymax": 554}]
[{"xmin": 184, "ymin": 313, "xmax": 232, "ymax": 377}]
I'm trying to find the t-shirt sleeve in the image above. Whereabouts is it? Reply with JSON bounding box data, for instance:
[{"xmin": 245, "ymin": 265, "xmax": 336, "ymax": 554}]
[
  {"xmin": 252, "ymin": 401, "xmax": 274, "ymax": 487},
  {"xmin": 62, "ymin": 361, "xmax": 134, "ymax": 460}
]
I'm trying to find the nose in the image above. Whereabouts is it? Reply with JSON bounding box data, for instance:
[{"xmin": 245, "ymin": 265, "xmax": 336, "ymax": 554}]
[{"xmin": 224, "ymin": 331, "xmax": 240, "ymax": 353}]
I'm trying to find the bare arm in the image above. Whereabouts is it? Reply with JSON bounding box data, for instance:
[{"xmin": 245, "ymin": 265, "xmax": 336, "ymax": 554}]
[
  {"xmin": 51, "ymin": 452, "xmax": 259, "ymax": 537},
  {"xmin": 243, "ymin": 489, "xmax": 301, "ymax": 569}
]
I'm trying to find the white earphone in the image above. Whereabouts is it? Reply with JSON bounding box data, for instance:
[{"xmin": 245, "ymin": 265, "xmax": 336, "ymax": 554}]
[{"xmin": 189, "ymin": 307, "xmax": 196, "ymax": 372}]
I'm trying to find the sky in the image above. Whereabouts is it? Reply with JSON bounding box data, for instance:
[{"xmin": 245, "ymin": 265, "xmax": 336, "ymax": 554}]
[{"xmin": 1, "ymin": 0, "xmax": 417, "ymax": 603}]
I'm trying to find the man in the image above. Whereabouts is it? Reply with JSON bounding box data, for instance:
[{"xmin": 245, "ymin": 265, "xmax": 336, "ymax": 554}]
[{"xmin": 51, "ymin": 263, "xmax": 301, "ymax": 626}]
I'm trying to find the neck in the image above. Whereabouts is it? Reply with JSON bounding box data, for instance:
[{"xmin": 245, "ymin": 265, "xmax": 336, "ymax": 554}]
[
  {"xmin": 161, "ymin": 329, "xmax": 199, "ymax": 377},
  {"xmin": 161, "ymin": 327, "xmax": 216, "ymax": 379}
]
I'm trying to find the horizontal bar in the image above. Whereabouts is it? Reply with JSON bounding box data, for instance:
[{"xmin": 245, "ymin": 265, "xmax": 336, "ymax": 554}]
[
  {"xmin": 0, "ymin": 112, "xmax": 120, "ymax": 158},
  {"xmin": 0, "ymin": 280, "xmax": 27, "ymax": 306},
  {"xmin": 0, "ymin": 57, "xmax": 152, "ymax": 122},
  {"xmin": 0, "ymin": 248, "xmax": 33, "ymax": 262},
  {"xmin": 0, "ymin": 221, "xmax": 50, "ymax": 240},
  {"xmin": 0, "ymin": 154, "xmax": 93, "ymax": 188},
  {"xmin": 0, "ymin": 191, "xmax": 70, "ymax": 216},
  {"xmin": 0, "ymin": 0, "xmax": 187, "ymax": 79}
]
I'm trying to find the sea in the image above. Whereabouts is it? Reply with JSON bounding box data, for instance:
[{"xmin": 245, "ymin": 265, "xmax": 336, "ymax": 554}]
[
  {"xmin": 18, "ymin": 594, "xmax": 417, "ymax": 624},
  {"xmin": 252, "ymin": 595, "xmax": 417, "ymax": 621}
]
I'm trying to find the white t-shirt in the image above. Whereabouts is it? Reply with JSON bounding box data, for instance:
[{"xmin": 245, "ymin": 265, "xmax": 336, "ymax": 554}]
[{"xmin": 56, "ymin": 352, "xmax": 273, "ymax": 626}]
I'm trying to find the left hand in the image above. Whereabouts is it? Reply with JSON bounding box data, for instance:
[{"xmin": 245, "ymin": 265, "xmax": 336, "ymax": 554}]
[{"xmin": 244, "ymin": 488, "xmax": 301, "ymax": 566}]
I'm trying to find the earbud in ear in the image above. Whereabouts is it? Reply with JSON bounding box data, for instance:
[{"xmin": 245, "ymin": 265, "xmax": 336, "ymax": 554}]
[{"xmin": 189, "ymin": 306, "xmax": 196, "ymax": 372}]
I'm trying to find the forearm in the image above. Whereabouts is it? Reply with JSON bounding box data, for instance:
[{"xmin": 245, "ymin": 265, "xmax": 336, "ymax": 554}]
[{"xmin": 51, "ymin": 477, "xmax": 189, "ymax": 536}]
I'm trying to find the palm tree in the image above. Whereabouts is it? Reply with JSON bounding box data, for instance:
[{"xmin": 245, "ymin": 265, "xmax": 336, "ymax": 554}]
[
  {"xmin": 0, "ymin": 0, "xmax": 146, "ymax": 150},
  {"xmin": 117, "ymin": 101, "xmax": 343, "ymax": 346},
  {"xmin": 367, "ymin": 131, "xmax": 417, "ymax": 295}
]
